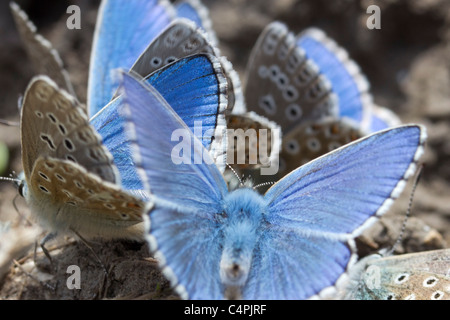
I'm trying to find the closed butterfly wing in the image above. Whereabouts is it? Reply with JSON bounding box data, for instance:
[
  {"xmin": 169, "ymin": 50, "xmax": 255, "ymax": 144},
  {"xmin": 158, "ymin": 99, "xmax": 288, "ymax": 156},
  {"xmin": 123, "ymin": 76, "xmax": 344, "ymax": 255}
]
[
  {"xmin": 344, "ymin": 249, "xmax": 450, "ymax": 300},
  {"xmin": 244, "ymin": 118, "xmax": 366, "ymax": 194},
  {"xmin": 26, "ymin": 156, "xmax": 145, "ymax": 240},
  {"xmin": 225, "ymin": 112, "xmax": 282, "ymax": 192},
  {"xmin": 20, "ymin": 76, "xmax": 117, "ymax": 184},
  {"xmin": 120, "ymin": 72, "xmax": 228, "ymax": 299},
  {"xmin": 245, "ymin": 22, "xmax": 338, "ymax": 133},
  {"xmin": 130, "ymin": 20, "xmax": 244, "ymax": 115},
  {"xmin": 130, "ymin": 19, "xmax": 217, "ymax": 78},
  {"xmin": 240, "ymin": 125, "xmax": 426, "ymax": 299},
  {"xmin": 279, "ymin": 118, "xmax": 365, "ymax": 178},
  {"xmin": 20, "ymin": 76, "xmax": 145, "ymax": 240},
  {"xmin": 88, "ymin": 0, "xmax": 175, "ymax": 117},
  {"xmin": 10, "ymin": 2, "xmax": 76, "ymax": 98},
  {"xmin": 226, "ymin": 112, "xmax": 281, "ymax": 171},
  {"xmin": 175, "ymin": 0, "xmax": 218, "ymax": 46}
]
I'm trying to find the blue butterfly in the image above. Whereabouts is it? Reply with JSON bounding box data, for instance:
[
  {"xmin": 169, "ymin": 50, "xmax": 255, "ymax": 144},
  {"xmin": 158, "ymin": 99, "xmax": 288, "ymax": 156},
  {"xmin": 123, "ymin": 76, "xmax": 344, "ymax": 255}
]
[
  {"xmin": 91, "ymin": 53, "xmax": 229, "ymax": 198},
  {"xmin": 119, "ymin": 71, "xmax": 426, "ymax": 300},
  {"xmin": 242, "ymin": 22, "xmax": 402, "ymax": 185},
  {"xmin": 11, "ymin": 1, "xmax": 230, "ymax": 245},
  {"xmin": 88, "ymin": 0, "xmax": 174, "ymax": 117},
  {"xmin": 341, "ymin": 249, "xmax": 450, "ymax": 300},
  {"xmin": 245, "ymin": 22, "xmax": 401, "ymax": 134},
  {"xmin": 88, "ymin": 0, "xmax": 233, "ymax": 197},
  {"xmin": 14, "ymin": 0, "xmax": 233, "ymax": 200},
  {"xmin": 88, "ymin": 0, "xmax": 220, "ymax": 118}
]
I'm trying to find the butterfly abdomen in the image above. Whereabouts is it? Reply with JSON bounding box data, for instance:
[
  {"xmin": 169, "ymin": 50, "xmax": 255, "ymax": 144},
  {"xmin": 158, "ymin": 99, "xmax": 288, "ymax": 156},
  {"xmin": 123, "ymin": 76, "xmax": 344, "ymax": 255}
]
[{"xmin": 219, "ymin": 188, "xmax": 266, "ymax": 288}]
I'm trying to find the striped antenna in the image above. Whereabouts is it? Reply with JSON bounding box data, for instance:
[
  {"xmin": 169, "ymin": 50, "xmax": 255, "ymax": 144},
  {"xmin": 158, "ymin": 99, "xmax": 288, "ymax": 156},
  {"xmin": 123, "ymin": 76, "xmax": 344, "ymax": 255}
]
[
  {"xmin": 226, "ymin": 163, "xmax": 244, "ymax": 187},
  {"xmin": 253, "ymin": 181, "xmax": 275, "ymax": 190}
]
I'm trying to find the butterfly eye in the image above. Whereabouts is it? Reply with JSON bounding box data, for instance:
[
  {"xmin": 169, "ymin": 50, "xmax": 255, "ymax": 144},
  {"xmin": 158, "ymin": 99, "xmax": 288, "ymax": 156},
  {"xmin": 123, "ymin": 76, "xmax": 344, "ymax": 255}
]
[{"xmin": 18, "ymin": 183, "xmax": 24, "ymax": 197}]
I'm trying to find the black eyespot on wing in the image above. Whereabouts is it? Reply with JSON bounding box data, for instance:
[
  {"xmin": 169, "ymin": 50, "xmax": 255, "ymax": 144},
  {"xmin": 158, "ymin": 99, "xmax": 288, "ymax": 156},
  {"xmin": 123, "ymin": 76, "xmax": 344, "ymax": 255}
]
[
  {"xmin": 46, "ymin": 113, "xmax": 57, "ymax": 123},
  {"xmin": 58, "ymin": 124, "xmax": 67, "ymax": 135},
  {"xmin": 66, "ymin": 155, "xmax": 77, "ymax": 163},
  {"xmin": 64, "ymin": 139, "xmax": 74, "ymax": 151},
  {"xmin": 40, "ymin": 134, "xmax": 56, "ymax": 150},
  {"xmin": 39, "ymin": 185, "xmax": 50, "ymax": 193}
]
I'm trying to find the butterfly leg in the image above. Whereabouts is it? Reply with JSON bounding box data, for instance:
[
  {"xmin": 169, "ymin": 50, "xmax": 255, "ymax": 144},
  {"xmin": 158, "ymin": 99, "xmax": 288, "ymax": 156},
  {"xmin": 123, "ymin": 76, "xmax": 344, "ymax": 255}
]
[
  {"xmin": 34, "ymin": 232, "xmax": 57, "ymax": 268},
  {"xmin": 71, "ymin": 229, "xmax": 108, "ymax": 276},
  {"xmin": 12, "ymin": 259, "xmax": 56, "ymax": 292}
]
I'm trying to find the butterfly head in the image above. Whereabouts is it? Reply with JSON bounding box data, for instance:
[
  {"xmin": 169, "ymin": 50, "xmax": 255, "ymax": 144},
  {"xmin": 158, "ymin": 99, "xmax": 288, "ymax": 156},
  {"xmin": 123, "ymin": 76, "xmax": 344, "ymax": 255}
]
[
  {"xmin": 219, "ymin": 188, "xmax": 266, "ymax": 287},
  {"xmin": 0, "ymin": 171, "xmax": 26, "ymax": 198},
  {"xmin": 15, "ymin": 172, "xmax": 27, "ymax": 197}
]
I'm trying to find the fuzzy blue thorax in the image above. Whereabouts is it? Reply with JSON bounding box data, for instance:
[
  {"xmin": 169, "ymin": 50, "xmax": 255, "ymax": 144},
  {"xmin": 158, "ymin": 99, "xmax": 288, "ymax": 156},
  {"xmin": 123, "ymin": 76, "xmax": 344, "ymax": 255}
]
[{"xmin": 219, "ymin": 188, "xmax": 267, "ymax": 287}]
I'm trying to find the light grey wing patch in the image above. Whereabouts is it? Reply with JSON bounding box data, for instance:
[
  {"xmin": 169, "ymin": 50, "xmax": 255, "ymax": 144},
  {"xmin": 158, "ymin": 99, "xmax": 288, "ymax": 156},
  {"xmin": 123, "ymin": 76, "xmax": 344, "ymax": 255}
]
[{"xmin": 130, "ymin": 19, "xmax": 217, "ymax": 78}]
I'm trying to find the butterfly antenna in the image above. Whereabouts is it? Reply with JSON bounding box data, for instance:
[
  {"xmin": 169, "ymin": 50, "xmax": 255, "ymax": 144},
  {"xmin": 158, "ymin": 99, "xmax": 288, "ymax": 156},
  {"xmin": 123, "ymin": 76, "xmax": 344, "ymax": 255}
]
[
  {"xmin": 253, "ymin": 181, "xmax": 275, "ymax": 190},
  {"xmin": 1, "ymin": 173, "xmax": 33, "ymax": 225},
  {"xmin": 0, "ymin": 119, "xmax": 20, "ymax": 127},
  {"xmin": 226, "ymin": 163, "xmax": 244, "ymax": 187},
  {"xmin": 12, "ymin": 193, "xmax": 33, "ymax": 227},
  {"xmin": 0, "ymin": 176, "xmax": 21, "ymax": 185},
  {"xmin": 388, "ymin": 164, "xmax": 424, "ymax": 255}
]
